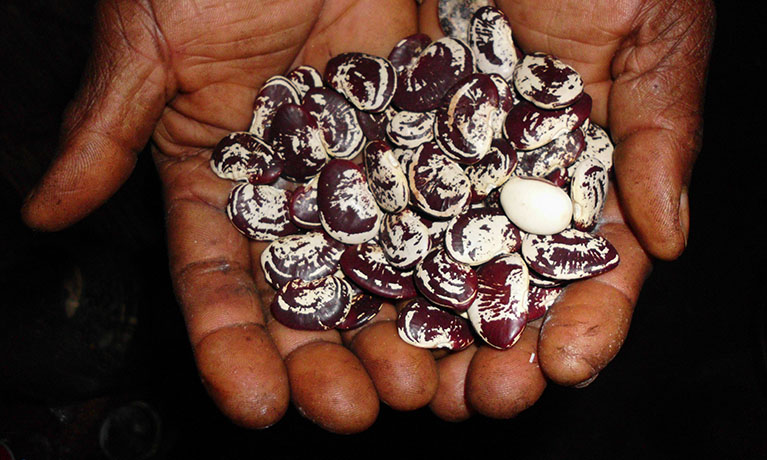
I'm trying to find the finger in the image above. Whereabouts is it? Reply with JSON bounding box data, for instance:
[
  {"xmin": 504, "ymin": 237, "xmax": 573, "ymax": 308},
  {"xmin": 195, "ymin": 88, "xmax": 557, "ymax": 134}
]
[
  {"xmin": 609, "ymin": 0, "xmax": 715, "ymax": 260},
  {"xmin": 249, "ymin": 243, "xmax": 380, "ymax": 434},
  {"xmin": 428, "ymin": 345, "xmax": 478, "ymax": 422},
  {"xmin": 349, "ymin": 321, "xmax": 439, "ymax": 411},
  {"xmin": 22, "ymin": 0, "xmax": 170, "ymax": 231},
  {"xmin": 158, "ymin": 151, "xmax": 290, "ymax": 429},
  {"xmin": 282, "ymin": 0, "xmax": 432, "ymax": 415},
  {"xmin": 465, "ymin": 320, "xmax": 547, "ymax": 418},
  {"xmin": 285, "ymin": 341, "xmax": 380, "ymax": 434},
  {"xmin": 537, "ymin": 184, "xmax": 653, "ymax": 386}
]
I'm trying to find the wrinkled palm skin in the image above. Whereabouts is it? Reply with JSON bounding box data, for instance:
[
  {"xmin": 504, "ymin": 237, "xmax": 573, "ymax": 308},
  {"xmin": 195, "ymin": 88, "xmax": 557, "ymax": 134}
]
[{"xmin": 22, "ymin": 0, "xmax": 714, "ymax": 432}]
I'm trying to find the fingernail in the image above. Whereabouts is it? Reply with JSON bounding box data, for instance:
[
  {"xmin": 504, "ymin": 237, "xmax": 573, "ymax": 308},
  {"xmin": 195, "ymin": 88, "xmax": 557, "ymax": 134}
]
[
  {"xmin": 573, "ymin": 372, "xmax": 599, "ymax": 388},
  {"xmin": 20, "ymin": 186, "xmax": 37, "ymax": 216},
  {"xmin": 679, "ymin": 187, "xmax": 690, "ymax": 248}
]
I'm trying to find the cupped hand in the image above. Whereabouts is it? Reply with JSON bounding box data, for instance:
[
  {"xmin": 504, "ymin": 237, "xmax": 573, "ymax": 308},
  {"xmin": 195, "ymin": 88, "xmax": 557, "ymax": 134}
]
[
  {"xmin": 419, "ymin": 0, "xmax": 714, "ymax": 420},
  {"xmin": 22, "ymin": 0, "xmax": 425, "ymax": 433}
]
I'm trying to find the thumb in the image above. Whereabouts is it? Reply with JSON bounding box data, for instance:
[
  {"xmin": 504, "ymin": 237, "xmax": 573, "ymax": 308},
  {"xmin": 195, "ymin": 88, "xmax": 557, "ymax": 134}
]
[
  {"xmin": 21, "ymin": 0, "xmax": 169, "ymax": 231},
  {"xmin": 609, "ymin": 0, "xmax": 715, "ymax": 260}
]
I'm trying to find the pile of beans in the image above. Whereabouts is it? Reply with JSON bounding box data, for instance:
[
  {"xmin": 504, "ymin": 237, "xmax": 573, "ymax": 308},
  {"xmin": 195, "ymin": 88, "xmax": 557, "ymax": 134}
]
[{"xmin": 209, "ymin": 4, "xmax": 619, "ymax": 352}]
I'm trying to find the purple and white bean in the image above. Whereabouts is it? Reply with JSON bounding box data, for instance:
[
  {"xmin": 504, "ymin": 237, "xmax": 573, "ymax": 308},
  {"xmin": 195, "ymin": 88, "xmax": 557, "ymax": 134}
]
[
  {"xmin": 210, "ymin": 131, "xmax": 282, "ymax": 184},
  {"xmin": 340, "ymin": 242, "xmax": 418, "ymax": 300},
  {"xmin": 318, "ymin": 159, "xmax": 382, "ymax": 245},
  {"xmin": 397, "ymin": 298, "xmax": 474, "ymax": 350}
]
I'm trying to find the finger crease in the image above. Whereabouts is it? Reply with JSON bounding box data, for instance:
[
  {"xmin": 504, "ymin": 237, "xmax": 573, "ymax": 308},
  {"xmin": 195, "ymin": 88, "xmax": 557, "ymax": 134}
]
[
  {"xmin": 194, "ymin": 321, "xmax": 267, "ymax": 349},
  {"xmin": 174, "ymin": 257, "xmax": 250, "ymax": 283}
]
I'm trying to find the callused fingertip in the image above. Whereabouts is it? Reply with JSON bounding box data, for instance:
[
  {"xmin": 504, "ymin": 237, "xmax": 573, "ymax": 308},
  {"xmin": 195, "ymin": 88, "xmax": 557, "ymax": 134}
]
[
  {"xmin": 351, "ymin": 321, "xmax": 438, "ymax": 411},
  {"xmin": 538, "ymin": 329, "xmax": 602, "ymax": 387},
  {"xmin": 285, "ymin": 341, "xmax": 379, "ymax": 434},
  {"xmin": 195, "ymin": 324, "xmax": 290, "ymax": 429},
  {"xmin": 538, "ymin": 282, "xmax": 632, "ymax": 387},
  {"xmin": 465, "ymin": 328, "xmax": 547, "ymax": 419}
]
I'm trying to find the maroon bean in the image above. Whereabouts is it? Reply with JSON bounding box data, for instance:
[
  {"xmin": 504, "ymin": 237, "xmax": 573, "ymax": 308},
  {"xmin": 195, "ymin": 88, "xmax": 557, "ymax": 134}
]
[
  {"xmin": 288, "ymin": 176, "xmax": 321, "ymax": 230},
  {"xmin": 573, "ymin": 122, "xmax": 614, "ymax": 173},
  {"xmin": 285, "ymin": 65, "xmax": 324, "ymax": 98},
  {"xmin": 317, "ymin": 159, "xmax": 382, "ymax": 244},
  {"xmin": 260, "ymin": 230, "xmax": 348, "ymax": 290},
  {"xmin": 521, "ymin": 228, "xmax": 620, "ymax": 280},
  {"xmin": 417, "ymin": 212, "xmax": 451, "ymax": 248},
  {"xmin": 397, "ymin": 298, "xmax": 474, "ymax": 350},
  {"xmin": 544, "ymin": 167, "xmax": 571, "ymax": 188},
  {"xmin": 444, "ymin": 207, "xmax": 521, "ymax": 266},
  {"xmin": 325, "ymin": 52, "xmax": 397, "ymax": 113},
  {"xmin": 408, "ymin": 142, "xmax": 472, "ymax": 218},
  {"xmin": 270, "ymin": 275, "xmax": 352, "ymax": 330},
  {"xmin": 570, "ymin": 156, "xmax": 609, "ymax": 232},
  {"xmin": 357, "ymin": 106, "xmax": 396, "ymax": 141},
  {"xmin": 210, "ymin": 131, "xmax": 282, "ymax": 184},
  {"xmin": 393, "ymin": 37, "xmax": 475, "ymax": 112},
  {"xmin": 526, "ymin": 284, "xmax": 563, "ymax": 322},
  {"xmin": 515, "ymin": 127, "xmax": 586, "ymax": 178},
  {"xmin": 302, "ymin": 87, "xmax": 365, "ymax": 160},
  {"xmin": 469, "ymin": 6, "xmax": 518, "ymax": 79},
  {"xmin": 489, "ymin": 74, "xmax": 516, "ymax": 137},
  {"xmin": 226, "ymin": 183, "xmax": 298, "ymax": 241},
  {"xmin": 363, "ymin": 140, "xmax": 410, "ymax": 213},
  {"xmin": 249, "ymin": 75, "xmax": 301, "ymax": 143},
  {"xmin": 504, "ymin": 93, "xmax": 592, "ymax": 151},
  {"xmin": 527, "ymin": 265, "xmax": 565, "ymax": 288},
  {"xmin": 378, "ymin": 208, "xmax": 432, "ymax": 270},
  {"xmin": 466, "ymin": 253, "xmax": 529, "ymax": 349},
  {"xmin": 513, "ymin": 52, "xmax": 584, "ymax": 110},
  {"xmin": 386, "ymin": 109, "xmax": 436, "ymax": 148},
  {"xmin": 392, "ymin": 146, "xmax": 417, "ymax": 177},
  {"xmin": 388, "ymin": 33, "xmax": 433, "ymax": 73},
  {"xmin": 434, "ymin": 73, "xmax": 499, "ymax": 164},
  {"xmin": 465, "ymin": 138, "xmax": 518, "ymax": 203},
  {"xmin": 340, "ymin": 243, "xmax": 418, "ymax": 300},
  {"xmin": 271, "ymin": 103, "xmax": 328, "ymax": 182},
  {"xmin": 414, "ymin": 248, "xmax": 478, "ymax": 312},
  {"xmin": 335, "ymin": 293, "xmax": 384, "ymax": 331}
]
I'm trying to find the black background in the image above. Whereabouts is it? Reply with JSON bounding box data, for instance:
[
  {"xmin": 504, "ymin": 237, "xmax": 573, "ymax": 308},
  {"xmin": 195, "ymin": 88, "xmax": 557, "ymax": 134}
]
[{"xmin": 1, "ymin": 1, "xmax": 765, "ymax": 458}]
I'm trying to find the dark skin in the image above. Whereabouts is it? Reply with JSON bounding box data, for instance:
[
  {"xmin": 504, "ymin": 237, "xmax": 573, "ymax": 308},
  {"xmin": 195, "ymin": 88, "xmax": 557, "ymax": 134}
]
[{"xmin": 21, "ymin": 0, "xmax": 715, "ymax": 432}]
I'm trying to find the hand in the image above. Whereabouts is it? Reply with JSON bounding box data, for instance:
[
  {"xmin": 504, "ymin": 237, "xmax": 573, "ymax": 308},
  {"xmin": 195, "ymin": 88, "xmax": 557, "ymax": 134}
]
[
  {"xmin": 20, "ymin": 0, "xmax": 716, "ymax": 432},
  {"xmin": 21, "ymin": 0, "xmax": 424, "ymax": 433},
  {"xmin": 419, "ymin": 0, "xmax": 715, "ymax": 419}
]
